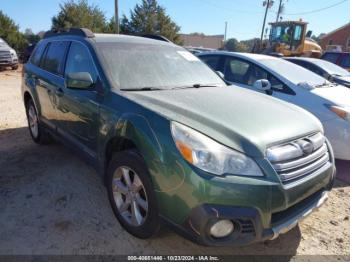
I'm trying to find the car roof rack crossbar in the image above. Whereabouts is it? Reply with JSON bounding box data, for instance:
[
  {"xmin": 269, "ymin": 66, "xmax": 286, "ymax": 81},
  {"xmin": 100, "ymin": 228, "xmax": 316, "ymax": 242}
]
[
  {"xmin": 141, "ymin": 34, "xmax": 172, "ymax": 43},
  {"xmin": 43, "ymin": 28, "xmax": 95, "ymax": 39}
]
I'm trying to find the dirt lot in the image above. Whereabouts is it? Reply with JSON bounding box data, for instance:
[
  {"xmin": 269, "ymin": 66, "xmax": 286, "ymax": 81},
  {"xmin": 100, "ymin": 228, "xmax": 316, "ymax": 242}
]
[{"xmin": 0, "ymin": 68, "xmax": 349, "ymax": 257}]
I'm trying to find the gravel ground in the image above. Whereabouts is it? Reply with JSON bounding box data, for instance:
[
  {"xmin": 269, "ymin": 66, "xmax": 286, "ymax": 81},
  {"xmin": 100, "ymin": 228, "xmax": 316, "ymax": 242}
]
[{"xmin": 0, "ymin": 68, "xmax": 349, "ymax": 256}]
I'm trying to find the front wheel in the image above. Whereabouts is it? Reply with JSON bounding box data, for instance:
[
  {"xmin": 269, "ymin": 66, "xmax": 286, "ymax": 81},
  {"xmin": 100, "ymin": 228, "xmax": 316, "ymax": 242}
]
[{"xmin": 107, "ymin": 150, "xmax": 160, "ymax": 239}]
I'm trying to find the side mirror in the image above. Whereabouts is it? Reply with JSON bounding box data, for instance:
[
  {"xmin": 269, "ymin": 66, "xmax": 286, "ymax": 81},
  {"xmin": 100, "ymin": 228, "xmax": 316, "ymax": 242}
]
[
  {"xmin": 306, "ymin": 30, "xmax": 312, "ymax": 38},
  {"xmin": 327, "ymin": 74, "xmax": 334, "ymax": 82},
  {"xmin": 66, "ymin": 72, "xmax": 94, "ymax": 89},
  {"xmin": 253, "ymin": 79, "xmax": 273, "ymax": 95},
  {"xmin": 216, "ymin": 71, "xmax": 224, "ymax": 79}
]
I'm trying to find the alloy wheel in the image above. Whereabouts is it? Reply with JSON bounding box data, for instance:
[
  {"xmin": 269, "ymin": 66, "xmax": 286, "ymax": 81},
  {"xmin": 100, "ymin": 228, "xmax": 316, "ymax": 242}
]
[{"xmin": 112, "ymin": 166, "xmax": 149, "ymax": 227}]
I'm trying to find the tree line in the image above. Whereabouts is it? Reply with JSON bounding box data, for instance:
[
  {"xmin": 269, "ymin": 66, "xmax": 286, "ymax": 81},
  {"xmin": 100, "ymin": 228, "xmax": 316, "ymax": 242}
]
[
  {"xmin": 0, "ymin": 0, "xmax": 325, "ymax": 55},
  {"xmin": 0, "ymin": 0, "xmax": 182, "ymax": 55}
]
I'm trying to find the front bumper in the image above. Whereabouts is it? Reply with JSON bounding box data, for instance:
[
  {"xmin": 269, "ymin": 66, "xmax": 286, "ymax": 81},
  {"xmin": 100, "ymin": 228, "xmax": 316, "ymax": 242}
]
[
  {"xmin": 268, "ymin": 190, "xmax": 328, "ymax": 240},
  {"xmin": 0, "ymin": 57, "xmax": 18, "ymax": 67},
  {"xmin": 178, "ymin": 189, "xmax": 330, "ymax": 246},
  {"xmin": 156, "ymin": 135, "xmax": 336, "ymax": 246}
]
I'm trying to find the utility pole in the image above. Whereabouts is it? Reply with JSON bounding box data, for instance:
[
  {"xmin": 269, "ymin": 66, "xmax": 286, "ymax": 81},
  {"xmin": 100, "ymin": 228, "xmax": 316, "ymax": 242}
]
[
  {"xmin": 275, "ymin": 0, "xmax": 283, "ymax": 22},
  {"xmin": 260, "ymin": 0, "xmax": 273, "ymax": 41},
  {"xmin": 224, "ymin": 21, "xmax": 228, "ymax": 42},
  {"xmin": 115, "ymin": 0, "xmax": 119, "ymax": 34}
]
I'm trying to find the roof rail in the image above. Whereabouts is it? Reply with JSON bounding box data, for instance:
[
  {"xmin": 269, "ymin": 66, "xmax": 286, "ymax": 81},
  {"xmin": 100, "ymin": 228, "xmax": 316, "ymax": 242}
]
[
  {"xmin": 43, "ymin": 28, "xmax": 95, "ymax": 39},
  {"xmin": 142, "ymin": 34, "xmax": 172, "ymax": 43}
]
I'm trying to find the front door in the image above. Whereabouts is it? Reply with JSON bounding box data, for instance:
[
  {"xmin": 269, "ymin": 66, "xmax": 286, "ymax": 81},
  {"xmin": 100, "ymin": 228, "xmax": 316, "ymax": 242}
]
[
  {"xmin": 222, "ymin": 56, "xmax": 296, "ymax": 102},
  {"xmin": 55, "ymin": 41, "xmax": 101, "ymax": 159}
]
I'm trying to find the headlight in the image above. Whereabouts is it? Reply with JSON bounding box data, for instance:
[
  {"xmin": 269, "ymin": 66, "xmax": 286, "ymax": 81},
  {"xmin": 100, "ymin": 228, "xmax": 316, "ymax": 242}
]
[
  {"xmin": 327, "ymin": 105, "xmax": 350, "ymax": 122},
  {"xmin": 171, "ymin": 122, "xmax": 263, "ymax": 176},
  {"xmin": 9, "ymin": 49, "xmax": 17, "ymax": 58}
]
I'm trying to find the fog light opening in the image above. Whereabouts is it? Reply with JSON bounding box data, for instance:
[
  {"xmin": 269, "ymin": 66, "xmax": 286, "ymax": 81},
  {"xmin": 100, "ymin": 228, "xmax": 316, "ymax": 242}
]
[{"xmin": 209, "ymin": 219, "xmax": 234, "ymax": 238}]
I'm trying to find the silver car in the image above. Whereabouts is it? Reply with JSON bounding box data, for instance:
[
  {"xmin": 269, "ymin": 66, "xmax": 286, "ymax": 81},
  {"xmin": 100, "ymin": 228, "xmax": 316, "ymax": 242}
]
[{"xmin": 0, "ymin": 37, "xmax": 18, "ymax": 70}]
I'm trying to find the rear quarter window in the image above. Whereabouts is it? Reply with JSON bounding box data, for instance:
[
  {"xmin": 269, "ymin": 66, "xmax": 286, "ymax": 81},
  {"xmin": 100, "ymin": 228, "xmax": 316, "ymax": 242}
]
[{"xmin": 41, "ymin": 41, "xmax": 70, "ymax": 75}]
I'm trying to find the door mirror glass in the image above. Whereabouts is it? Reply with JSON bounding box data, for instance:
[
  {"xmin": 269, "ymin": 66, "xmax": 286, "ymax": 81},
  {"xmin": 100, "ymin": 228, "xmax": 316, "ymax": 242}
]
[
  {"xmin": 306, "ymin": 30, "xmax": 312, "ymax": 38},
  {"xmin": 66, "ymin": 72, "xmax": 94, "ymax": 89},
  {"xmin": 253, "ymin": 79, "xmax": 273, "ymax": 95}
]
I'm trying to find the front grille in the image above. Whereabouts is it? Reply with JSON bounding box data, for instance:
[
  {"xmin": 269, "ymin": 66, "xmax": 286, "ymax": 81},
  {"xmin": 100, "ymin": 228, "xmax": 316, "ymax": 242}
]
[
  {"xmin": 267, "ymin": 133, "xmax": 331, "ymax": 184},
  {"xmin": 0, "ymin": 50, "xmax": 12, "ymax": 63}
]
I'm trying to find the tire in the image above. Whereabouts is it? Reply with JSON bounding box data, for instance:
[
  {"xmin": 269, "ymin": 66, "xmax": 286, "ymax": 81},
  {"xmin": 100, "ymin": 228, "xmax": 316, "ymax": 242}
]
[
  {"xmin": 25, "ymin": 99, "xmax": 51, "ymax": 144},
  {"xmin": 107, "ymin": 150, "xmax": 160, "ymax": 239}
]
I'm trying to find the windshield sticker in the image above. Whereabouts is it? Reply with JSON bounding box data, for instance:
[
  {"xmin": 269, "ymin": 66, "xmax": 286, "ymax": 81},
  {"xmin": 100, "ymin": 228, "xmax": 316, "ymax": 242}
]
[{"xmin": 177, "ymin": 51, "xmax": 200, "ymax": 62}]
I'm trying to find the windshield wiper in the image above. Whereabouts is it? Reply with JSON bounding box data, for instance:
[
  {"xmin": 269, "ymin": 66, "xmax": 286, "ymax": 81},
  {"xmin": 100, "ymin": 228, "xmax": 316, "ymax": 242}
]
[
  {"xmin": 120, "ymin": 87, "xmax": 163, "ymax": 91},
  {"xmin": 171, "ymin": 84, "xmax": 220, "ymax": 90},
  {"xmin": 314, "ymin": 82, "xmax": 330, "ymax": 88}
]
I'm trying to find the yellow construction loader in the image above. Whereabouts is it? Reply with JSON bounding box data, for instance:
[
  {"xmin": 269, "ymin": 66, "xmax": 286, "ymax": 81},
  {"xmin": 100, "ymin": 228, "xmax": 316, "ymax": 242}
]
[{"xmin": 253, "ymin": 20, "xmax": 322, "ymax": 58}]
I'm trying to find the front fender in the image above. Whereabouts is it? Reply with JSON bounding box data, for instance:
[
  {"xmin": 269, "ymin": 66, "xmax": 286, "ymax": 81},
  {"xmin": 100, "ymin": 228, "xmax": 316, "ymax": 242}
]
[{"xmin": 100, "ymin": 111, "xmax": 186, "ymax": 192}]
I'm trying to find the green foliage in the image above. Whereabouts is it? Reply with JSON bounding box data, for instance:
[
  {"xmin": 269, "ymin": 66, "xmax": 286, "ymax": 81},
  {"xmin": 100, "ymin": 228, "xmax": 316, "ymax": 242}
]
[
  {"xmin": 0, "ymin": 10, "xmax": 27, "ymax": 52},
  {"xmin": 24, "ymin": 28, "xmax": 41, "ymax": 45},
  {"xmin": 120, "ymin": 0, "xmax": 182, "ymax": 44},
  {"xmin": 52, "ymin": 0, "xmax": 108, "ymax": 32},
  {"xmin": 105, "ymin": 16, "xmax": 117, "ymax": 34},
  {"xmin": 224, "ymin": 38, "xmax": 248, "ymax": 52}
]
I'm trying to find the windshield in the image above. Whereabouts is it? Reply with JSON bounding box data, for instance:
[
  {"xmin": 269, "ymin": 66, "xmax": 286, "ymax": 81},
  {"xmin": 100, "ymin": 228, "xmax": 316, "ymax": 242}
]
[
  {"xmin": 97, "ymin": 42, "xmax": 225, "ymax": 90},
  {"xmin": 260, "ymin": 58, "xmax": 327, "ymax": 86},
  {"xmin": 311, "ymin": 59, "xmax": 350, "ymax": 77}
]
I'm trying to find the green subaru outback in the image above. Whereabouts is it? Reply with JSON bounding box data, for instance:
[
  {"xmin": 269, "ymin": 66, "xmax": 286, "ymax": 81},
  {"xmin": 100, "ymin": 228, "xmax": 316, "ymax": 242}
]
[{"xmin": 22, "ymin": 28, "xmax": 335, "ymax": 246}]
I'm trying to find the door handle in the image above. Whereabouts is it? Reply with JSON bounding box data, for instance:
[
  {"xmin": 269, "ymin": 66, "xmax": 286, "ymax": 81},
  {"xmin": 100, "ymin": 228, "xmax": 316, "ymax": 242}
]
[{"xmin": 55, "ymin": 88, "xmax": 64, "ymax": 97}]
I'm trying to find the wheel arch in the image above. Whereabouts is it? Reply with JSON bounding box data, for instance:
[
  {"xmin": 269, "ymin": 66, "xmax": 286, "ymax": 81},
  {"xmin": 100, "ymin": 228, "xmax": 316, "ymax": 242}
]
[
  {"xmin": 23, "ymin": 91, "xmax": 33, "ymax": 108},
  {"xmin": 101, "ymin": 113, "xmax": 165, "ymax": 187}
]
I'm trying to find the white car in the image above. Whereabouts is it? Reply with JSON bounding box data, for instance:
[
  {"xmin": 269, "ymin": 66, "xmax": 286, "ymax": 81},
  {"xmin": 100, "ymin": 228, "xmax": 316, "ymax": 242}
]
[
  {"xmin": 0, "ymin": 37, "xmax": 18, "ymax": 70},
  {"xmin": 198, "ymin": 52, "xmax": 350, "ymax": 160}
]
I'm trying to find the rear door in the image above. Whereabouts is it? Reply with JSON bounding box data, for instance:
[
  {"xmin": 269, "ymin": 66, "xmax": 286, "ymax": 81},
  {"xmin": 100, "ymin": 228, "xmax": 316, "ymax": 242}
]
[
  {"xmin": 55, "ymin": 41, "xmax": 101, "ymax": 158},
  {"xmin": 35, "ymin": 41, "xmax": 69, "ymax": 129}
]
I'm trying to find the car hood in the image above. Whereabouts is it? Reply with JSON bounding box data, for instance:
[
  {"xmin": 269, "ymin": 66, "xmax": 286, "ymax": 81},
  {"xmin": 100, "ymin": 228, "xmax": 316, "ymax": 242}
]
[
  {"xmin": 310, "ymin": 84, "xmax": 350, "ymax": 106},
  {"xmin": 124, "ymin": 86, "xmax": 322, "ymax": 157},
  {"xmin": 0, "ymin": 46, "xmax": 11, "ymax": 52}
]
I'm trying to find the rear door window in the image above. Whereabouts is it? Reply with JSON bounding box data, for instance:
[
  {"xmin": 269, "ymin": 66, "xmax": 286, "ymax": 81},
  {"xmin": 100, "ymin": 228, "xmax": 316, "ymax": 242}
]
[
  {"xmin": 41, "ymin": 41, "xmax": 69, "ymax": 75},
  {"xmin": 199, "ymin": 55, "xmax": 221, "ymax": 71},
  {"xmin": 30, "ymin": 42, "xmax": 47, "ymax": 66}
]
